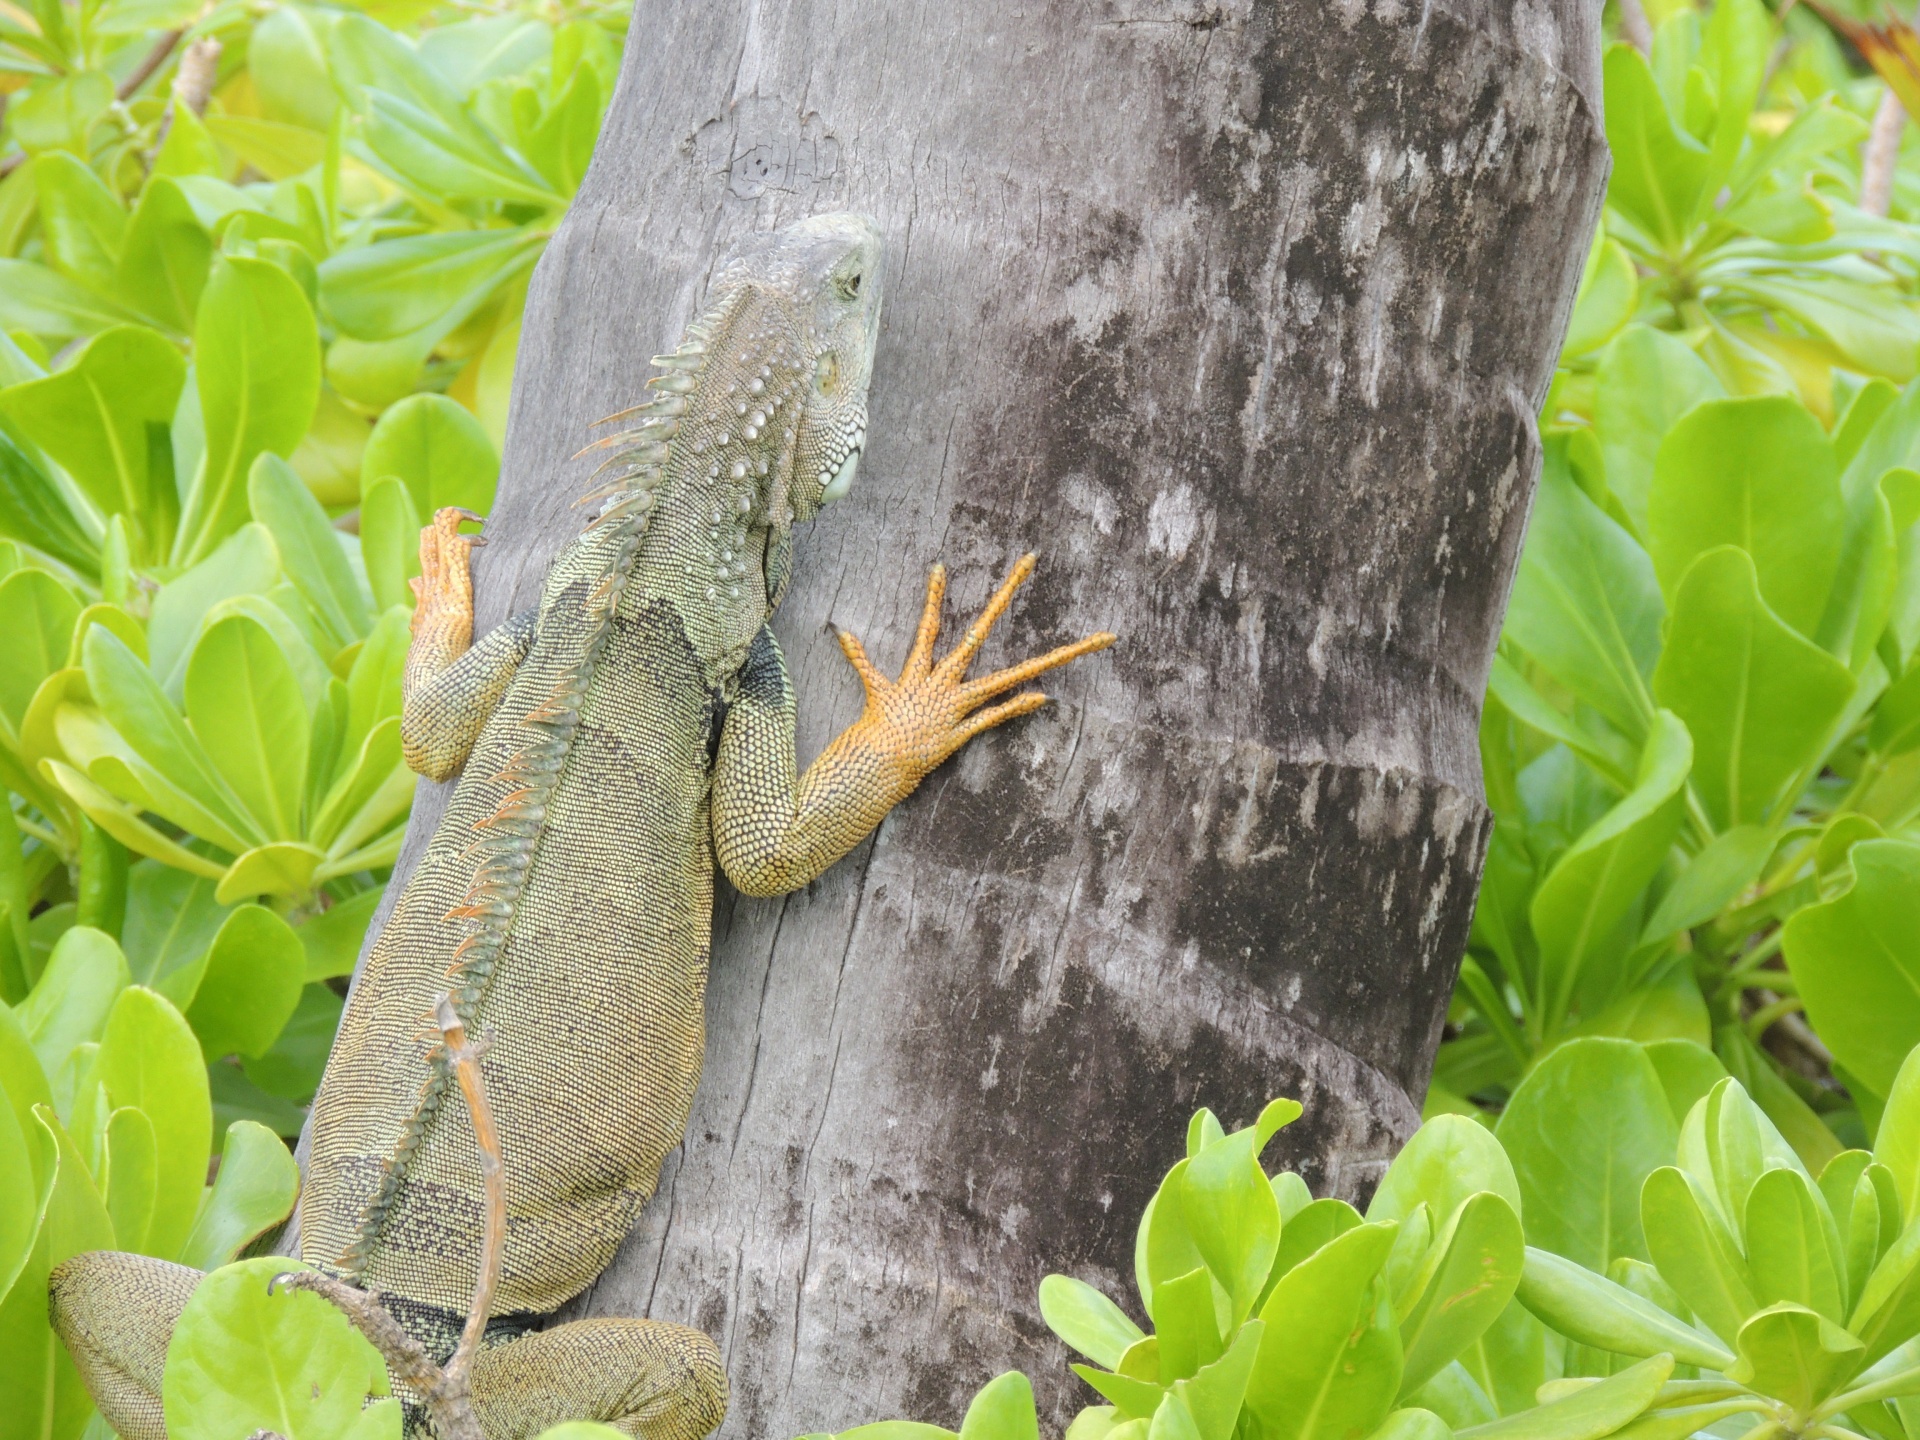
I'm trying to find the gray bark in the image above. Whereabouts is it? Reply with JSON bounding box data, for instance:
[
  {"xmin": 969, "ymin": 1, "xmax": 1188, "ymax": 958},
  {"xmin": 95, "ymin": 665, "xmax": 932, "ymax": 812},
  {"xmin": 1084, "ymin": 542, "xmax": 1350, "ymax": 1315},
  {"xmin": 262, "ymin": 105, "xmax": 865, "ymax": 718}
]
[{"xmin": 342, "ymin": 0, "xmax": 1607, "ymax": 1433}]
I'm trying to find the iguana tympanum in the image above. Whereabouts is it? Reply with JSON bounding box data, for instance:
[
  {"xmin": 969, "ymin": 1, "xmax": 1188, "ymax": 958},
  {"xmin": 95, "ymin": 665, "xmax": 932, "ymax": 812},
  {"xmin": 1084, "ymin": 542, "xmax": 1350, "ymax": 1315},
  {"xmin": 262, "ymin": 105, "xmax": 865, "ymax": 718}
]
[{"xmin": 48, "ymin": 213, "xmax": 1113, "ymax": 1438}]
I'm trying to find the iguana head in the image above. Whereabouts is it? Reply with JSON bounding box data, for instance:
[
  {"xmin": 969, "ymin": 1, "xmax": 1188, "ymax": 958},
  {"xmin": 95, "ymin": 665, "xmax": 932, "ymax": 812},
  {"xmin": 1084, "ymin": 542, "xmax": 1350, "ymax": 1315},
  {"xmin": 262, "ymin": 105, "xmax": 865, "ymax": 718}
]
[{"xmin": 706, "ymin": 212, "xmax": 885, "ymax": 523}]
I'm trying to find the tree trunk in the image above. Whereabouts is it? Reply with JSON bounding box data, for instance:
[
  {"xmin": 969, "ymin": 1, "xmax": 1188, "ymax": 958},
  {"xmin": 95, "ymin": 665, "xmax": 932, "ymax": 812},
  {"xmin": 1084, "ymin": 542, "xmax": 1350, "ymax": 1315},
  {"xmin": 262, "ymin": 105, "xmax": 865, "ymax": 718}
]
[{"xmin": 348, "ymin": 1, "xmax": 1606, "ymax": 1433}]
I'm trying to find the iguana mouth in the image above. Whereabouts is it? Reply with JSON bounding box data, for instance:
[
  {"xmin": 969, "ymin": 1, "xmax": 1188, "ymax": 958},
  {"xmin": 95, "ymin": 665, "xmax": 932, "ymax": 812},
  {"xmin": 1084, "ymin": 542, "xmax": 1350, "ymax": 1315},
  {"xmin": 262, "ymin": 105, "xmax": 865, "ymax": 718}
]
[{"xmin": 819, "ymin": 427, "xmax": 867, "ymax": 503}]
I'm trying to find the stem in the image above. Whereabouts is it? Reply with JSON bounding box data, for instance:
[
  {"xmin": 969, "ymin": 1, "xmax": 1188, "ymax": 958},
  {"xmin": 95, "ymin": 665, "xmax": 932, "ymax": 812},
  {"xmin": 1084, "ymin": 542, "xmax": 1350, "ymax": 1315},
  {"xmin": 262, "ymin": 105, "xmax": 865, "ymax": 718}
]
[
  {"xmin": 116, "ymin": 28, "xmax": 183, "ymax": 100},
  {"xmin": 1815, "ymin": 1364, "xmax": 1920, "ymax": 1420},
  {"xmin": 1745, "ymin": 994, "xmax": 1803, "ymax": 1042},
  {"xmin": 1616, "ymin": 0, "xmax": 1653, "ymax": 54},
  {"xmin": 1862, "ymin": 89, "xmax": 1907, "ymax": 219}
]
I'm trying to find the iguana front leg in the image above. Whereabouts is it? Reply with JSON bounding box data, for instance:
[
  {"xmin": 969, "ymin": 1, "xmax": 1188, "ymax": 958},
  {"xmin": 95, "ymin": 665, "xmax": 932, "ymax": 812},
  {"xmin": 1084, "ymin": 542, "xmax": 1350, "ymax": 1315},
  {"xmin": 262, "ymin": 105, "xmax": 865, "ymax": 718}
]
[
  {"xmin": 402, "ymin": 507, "xmax": 538, "ymax": 782},
  {"xmin": 714, "ymin": 554, "xmax": 1113, "ymax": 896}
]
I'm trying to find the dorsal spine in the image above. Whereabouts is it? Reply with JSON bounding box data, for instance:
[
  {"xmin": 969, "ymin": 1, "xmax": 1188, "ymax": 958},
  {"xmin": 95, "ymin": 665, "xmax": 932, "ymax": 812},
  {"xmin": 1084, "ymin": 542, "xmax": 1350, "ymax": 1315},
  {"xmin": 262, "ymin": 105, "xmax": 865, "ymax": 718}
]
[{"xmin": 337, "ymin": 305, "xmax": 736, "ymax": 1280}]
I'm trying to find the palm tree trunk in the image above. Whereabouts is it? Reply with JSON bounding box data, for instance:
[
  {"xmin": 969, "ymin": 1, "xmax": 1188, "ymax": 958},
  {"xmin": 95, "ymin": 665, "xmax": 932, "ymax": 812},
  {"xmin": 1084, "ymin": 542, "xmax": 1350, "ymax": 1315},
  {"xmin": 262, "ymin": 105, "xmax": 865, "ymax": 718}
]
[{"xmin": 361, "ymin": 0, "xmax": 1607, "ymax": 1431}]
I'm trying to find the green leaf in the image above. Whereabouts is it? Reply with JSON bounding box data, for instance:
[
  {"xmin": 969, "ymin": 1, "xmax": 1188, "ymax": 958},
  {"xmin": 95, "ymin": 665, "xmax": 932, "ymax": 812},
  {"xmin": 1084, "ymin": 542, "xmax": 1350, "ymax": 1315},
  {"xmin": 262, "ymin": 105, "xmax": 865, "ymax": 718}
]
[
  {"xmin": 247, "ymin": 5, "xmax": 339, "ymax": 130},
  {"xmin": 1174, "ymin": 1321, "xmax": 1262, "ymax": 1440},
  {"xmin": 0, "ymin": 568, "xmax": 79, "ymax": 735},
  {"xmin": 1872, "ymin": 664, "xmax": 1920, "ymax": 759},
  {"xmin": 1041, "ymin": 1275, "xmax": 1146, "ymax": 1369},
  {"xmin": 177, "ymin": 1119, "xmax": 299, "ymax": 1270},
  {"xmin": 1246, "ymin": 1223, "xmax": 1403, "ymax": 1440},
  {"xmin": 0, "ymin": 1067, "xmax": 39, "ymax": 1304},
  {"xmin": 1371, "ymin": 1117, "xmax": 1522, "ymax": 1230},
  {"xmin": 1783, "ymin": 842, "xmax": 1920, "ymax": 1100},
  {"xmin": 1651, "ymin": 547, "xmax": 1854, "ymax": 829},
  {"xmin": 120, "ymin": 861, "xmax": 227, "ymax": 998},
  {"xmin": 361, "ymin": 391, "xmax": 499, "ymax": 515},
  {"xmin": 1498, "ymin": 1039, "xmax": 1677, "ymax": 1270},
  {"xmin": 162, "ymin": 1256, "xmax": 389, "ymax": 1439},
  {"xmin": 84, "ymin": 625, "xmax": 260, "ymax": 851},
  {"xmin": 1647, "ymin": 396, "xmax": 1842, "ymax": 639},
  {"xmin": 176, "ymin": 257, "xmax": 321, "ymax": 566},
  {"xmin": 1639, "ymin": 826, "xmax": 1773, "ymax": 945},
  {"xmin": 1528, "ymin": 715, "xmax": 1691, "ymax": 1023},
  {"xmin": 112, "ymin": 178, "xmax": 214, "ymax": 336},
  {"xmin": 955, "ymin": 1372, "xmax": 1039, "ymax": 1440},
  {"xmin": 1397, "ymin": 1193, "xmax": 1524, "ymax": 1398},
  {"xmin": 103, "ymin": 1104, "xmax": 158, "ymax": 1253},
  {"xmin": 322, "ymin": 229, "xmax": 540, "ymax": 344},
  {"xmin": 1744, "ymin": 1167, "xmax": 1846, "ymax": 1323},
  {"xmin": 183, "ymin": 904, "xmax": 305, "ymax": 1061},
  {"xmin": 1729, "ymin": 1302, "xmax": 1862, "ymax": 1412},
  {"xmin": 148, "ymin": 522, "xmax": 282, "ymax": 696},
  {"xmin": 1153, "ymin": 1266, "xmax": 1223, "ymax": 1381},
  {"xmin": 185, "ymin": 614, "xmax": 312, "ymax": 843},
  {"xmin": 360, "ymin": 478, "xmax": 422, "ymax": 612},
  {"xmin": 1643, "ymin": 1040, "xmax": 1728, "ymax": 1130},
  {"xmin": 31, "ymin": 151, "xmax": 124, "ymax": 289},
  {"xmin": 1514, "ymin": 1246, "xmax": 1733, "ymax": 1369},
  {"xmin": 1603, "ymin": 45, "xmax": 1710, "ymax": 252},
  {"xmin": 217, "ymin": 842, "xmax": 328, "ymax": 904},
  {"xmin": 1503, "ymin": 461, "xmax": 1662, "ymax": 743},
  {"xmin": 16, "ymin": 925, "xmax": 129, "ymax": 1089},
  {"xmin": 248, "ymin": 453, "xmax": 372, "ymax": 649},
  {"xmin": 0, "ymin": 325, "xmax": 186, "ymax": 560},
  {"xmin": 1270, "ymin": 1197, "xmax": 1365, "ymax": 1289},
  {"xmin": 295, "ymin": 887, "xmax": 380, "ymax": 982},
  {"xmin": 95, "ymin": 986, "xmax": 210, "ymax": 1261},
  {"xmin": 1593, "ymin": 331, "xmax": 1724, "ymax": 538},
  {"xmin": 1640, "ymin": 1165, "xmax": 1757, "ymax": 1346},
  {"xmin": 1179, "ymin": 1103, "xmax": 1295, "ymax": 1320},
  {"xmin": 0, "ymin": 1105, "xmax": 114, "ymax": 1440},
  {"xmin": 0, "ymin": 257, "xmax": 138, "ymax": 341},
  {"xmin": 1874, "ymin": 1047, "xmax": 1920, "ymax": 1219},
  {"xmin": 1563, "ymin": 234, "xmax": 1638, "ymax": 361},
  {"xmin": 1456, "ymin": 1353, "xmax": 1671, "ymax": 1440},
  {"xmin": 242, "ymin": 982, "xmax": 342, "ymax": 1104},
  {"xmin": 0, "ymin": 429, "xmax": 97, "ymax": 576}
]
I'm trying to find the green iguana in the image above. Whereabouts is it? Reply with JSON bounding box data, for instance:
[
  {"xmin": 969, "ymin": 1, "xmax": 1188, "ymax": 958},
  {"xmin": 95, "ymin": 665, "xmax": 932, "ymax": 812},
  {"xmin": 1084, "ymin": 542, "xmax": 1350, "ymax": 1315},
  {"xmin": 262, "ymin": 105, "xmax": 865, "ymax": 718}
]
[{"xmin": 48, "ymin": 213, "xmax": 1113, "ymax": 1438}]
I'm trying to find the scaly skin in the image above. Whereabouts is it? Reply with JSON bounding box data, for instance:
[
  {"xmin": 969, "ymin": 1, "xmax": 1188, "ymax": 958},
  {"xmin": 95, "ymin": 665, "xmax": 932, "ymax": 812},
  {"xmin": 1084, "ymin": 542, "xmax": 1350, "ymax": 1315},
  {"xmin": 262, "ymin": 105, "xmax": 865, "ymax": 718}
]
[{"xmin": 51, "ymin": 213, "xmax": 1113, "ymax": 1439}]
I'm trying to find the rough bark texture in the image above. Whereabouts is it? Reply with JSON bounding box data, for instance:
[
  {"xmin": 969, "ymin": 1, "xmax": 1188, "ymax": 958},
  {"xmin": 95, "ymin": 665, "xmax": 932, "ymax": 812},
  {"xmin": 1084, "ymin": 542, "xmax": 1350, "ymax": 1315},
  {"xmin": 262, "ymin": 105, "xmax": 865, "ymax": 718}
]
[{"xmin": 346, "ymin": 1, "xmax": 1606, "ymax": 1434}]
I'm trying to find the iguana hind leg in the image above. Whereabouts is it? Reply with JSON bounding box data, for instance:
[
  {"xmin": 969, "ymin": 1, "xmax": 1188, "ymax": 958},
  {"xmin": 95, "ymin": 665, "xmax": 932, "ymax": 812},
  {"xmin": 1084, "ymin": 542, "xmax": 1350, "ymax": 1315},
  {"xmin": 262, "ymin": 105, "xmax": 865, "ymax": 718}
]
[
  {"xmin": 402, "ymin": 506, "xmax": 539, "ymax": 782},
  {"xmin": 48, "ymin": 1249, "xmax": 200, "ymax": 1440},
  {"xmin": 469, "ymin": 1317, "xmax": 727, "ymax": 1440}
]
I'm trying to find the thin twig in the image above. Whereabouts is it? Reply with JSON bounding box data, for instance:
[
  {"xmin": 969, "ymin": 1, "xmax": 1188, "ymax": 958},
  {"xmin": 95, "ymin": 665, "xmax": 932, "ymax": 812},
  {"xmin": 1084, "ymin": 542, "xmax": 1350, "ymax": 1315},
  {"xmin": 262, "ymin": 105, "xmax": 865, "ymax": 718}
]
[
  {"xmin": 117, "ymin": 28, "xmax": 184, "ymax": 100},
  {"xmin": 273, "ymin": 991, "xmax": 504, "ymax": 1440},
  {"xmin": 1863, "ymin": 87, "xmax": 1907, "ymax": 218},
  {"xmin": 1616, "ymin": 0, "xmax": 1653, "ymax": 55}
]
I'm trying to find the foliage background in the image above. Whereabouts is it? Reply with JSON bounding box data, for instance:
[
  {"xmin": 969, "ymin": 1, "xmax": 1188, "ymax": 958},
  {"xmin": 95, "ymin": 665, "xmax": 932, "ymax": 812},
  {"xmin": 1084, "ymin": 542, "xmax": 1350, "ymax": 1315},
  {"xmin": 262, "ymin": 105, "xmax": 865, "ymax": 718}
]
[{"xmin": 4, "ymin": 0, "xmax": 1920, "ymax": 1433}]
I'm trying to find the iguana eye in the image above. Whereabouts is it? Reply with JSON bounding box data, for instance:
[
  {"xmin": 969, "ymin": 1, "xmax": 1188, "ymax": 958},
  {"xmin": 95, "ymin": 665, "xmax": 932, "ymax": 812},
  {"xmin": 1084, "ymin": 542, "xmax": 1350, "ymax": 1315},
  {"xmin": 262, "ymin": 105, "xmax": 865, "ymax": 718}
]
[{"xmin": 846, "ymin": 272, "xmax": 862, "ymax": 296}]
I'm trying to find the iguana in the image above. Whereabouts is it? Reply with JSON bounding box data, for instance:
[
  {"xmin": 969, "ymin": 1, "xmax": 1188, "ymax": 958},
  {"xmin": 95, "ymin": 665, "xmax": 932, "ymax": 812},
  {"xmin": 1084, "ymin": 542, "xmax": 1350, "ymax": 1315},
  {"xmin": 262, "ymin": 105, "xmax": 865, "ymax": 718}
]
[{"xmin": 49, "ymin": 212, "xmax": 1113, "ymax": 1439}]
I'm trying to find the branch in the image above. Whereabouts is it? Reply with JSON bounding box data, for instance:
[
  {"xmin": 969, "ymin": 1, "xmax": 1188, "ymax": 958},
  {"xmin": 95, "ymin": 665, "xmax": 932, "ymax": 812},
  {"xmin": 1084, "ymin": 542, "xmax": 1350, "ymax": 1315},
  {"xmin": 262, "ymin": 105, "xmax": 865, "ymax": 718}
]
[
  {"xmin": 273, "ymin": 993, "xmax": 504, "ymax": 1440},
  {"xmin": 1863, "ymin": 87, "xmax": 1907, "ymax": 219}
]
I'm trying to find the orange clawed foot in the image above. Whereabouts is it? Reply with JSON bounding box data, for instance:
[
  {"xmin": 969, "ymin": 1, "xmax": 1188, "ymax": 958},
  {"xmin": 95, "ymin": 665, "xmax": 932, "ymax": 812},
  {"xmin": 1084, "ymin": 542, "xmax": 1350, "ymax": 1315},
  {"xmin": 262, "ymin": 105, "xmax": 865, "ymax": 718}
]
[
  {"xmin": 409, "ymin": 507, "xmax": 485, "ymax": 645},
  {"xmin": 833, "ymin": 554, "xmax": 1115, "ymax": 777}
]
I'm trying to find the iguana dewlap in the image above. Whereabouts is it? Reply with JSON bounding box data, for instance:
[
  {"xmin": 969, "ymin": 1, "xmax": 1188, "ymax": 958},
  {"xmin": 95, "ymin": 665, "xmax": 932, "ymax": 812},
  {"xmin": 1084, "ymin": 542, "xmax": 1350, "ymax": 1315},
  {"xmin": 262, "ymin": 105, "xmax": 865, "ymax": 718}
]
[{"xmin": 51, "ymin": 214, "xmax": 1112, "ymax": 1438}]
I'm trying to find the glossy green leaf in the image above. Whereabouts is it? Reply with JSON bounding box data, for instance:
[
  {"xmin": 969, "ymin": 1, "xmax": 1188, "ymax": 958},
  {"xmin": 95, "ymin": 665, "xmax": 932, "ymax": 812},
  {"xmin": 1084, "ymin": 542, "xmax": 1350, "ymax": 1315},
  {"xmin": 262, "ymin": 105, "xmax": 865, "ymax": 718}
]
[
  {"xmin": 249, "ymin": 453, "xmax": 372, "ymax": 650},
  {"xmin": 112, "ymin": 177, "xmax": 213, "ymax": 334},
  {"xmin": 956, "ymin": 1372, "xmax": 1039, "ymax": 1440},
  {"xmin": 178, "ymin": 1119, "xmax": 299, "ymax": 1270},
  {"xmin": 1640, "ymin": 1165, "xmax": 1756, "ymax": 1345},
  {"xmin": 248, "ymin": 5, "xmax": 340, "ymax": 129},
  {"xmin": 1503, "ymin": 461, "xmax": 1663, "ymax": 743},
  {"xmin": 1153, "ymin": 1266, "xmax": 1223, "ymax": 1381},
  {"xmin": 1642, "ymin": 1040, "xmax": 1728, "ymax": 1130},
  {"xmin": 32, "ymin": 151, "xmax": 123, "ymax": 288},
  {"xmin": 185, "ymin": 614, "xmax": 312, "ymax": 843},
  {"xmin": 103, "ymin": 1104, "xmax": 157, "ymax": 1253},
  {"xmin": 0, "ymin": 568, "xmax": 79, "ymax": 734},
  {"xmin": 177, "ymin": 257, "xmax": 322, "ymax": 566},
  {"xmin": 1371, "ymin": 1117, "xmax": 1521, "ymax": 1232},
  {"xmin": 1041, "ymin": 1274, "xmax": 1146, "ymax": 1369},
  {"xmin": 1514, "ymin": 1246, "xmax": 1732, "ymax": 1369},
  {"xmin": 361, "ymin": 391, "xmax": 499, "ymax": 515},
  {"xmin": 1744, "ymin": 1167, "xmax": 1846, "ymax": 1323},
  {"xmin": 1457, "ymin": 1353, "xmax": 1670, "ymax": 1440},
  {"xmin": 1563, "ymin": 234, "xmax": 1638, "ymax": 360},
  {"xmin": 162, "ymin": 1256, "xmax": 391, "ymax": 1439},
  {"xmin": 1784, "ymin": 841, "xmax": 1920, "ymax": 1099},
  {"xmin": 1529, "ymin": 715, "xmax": 1691, "ymax": 1023},
  {"xmin": 1639, "ymin": 827, "xmax": 1773, "ymax": 945},
  {"xmin": 323, "ymin": 229, "xmax": 541, "ymax": 345},
  {"xmin": 1603, "ymin": 45, "xmax": 1710, "ymax": 252},
  {"xmin": 16, "ymin": 924, "xmax": 129, "ymax": 1087},
  {"xmin": 1178, "ymin": 1101, "xmax": 1296, "ymax": 1320},
  {"xmin": 148, "ymin": 522, "xmax": 283, "ymax": 696},
  {"xmin": 1246, "ymin": 1223, "xmax": 1403, "ymax": 1440},
  {"xmin": 1647, "ymin": 396, "xmax": 1841, "ymax": 638},
  {"xmin": 0, "ymin": 257, "xmax": 138, "ymax": 341},
  {"xmin": 360, "ymin": 478, "xmax": 423, "ymax": 613},
  {"xmin": 1651, "ymin": 547, "xmax": 1853, "ymax": 829},
  {"xmin": 183, "ymin": 904, "xmax": 305, "ymax": 1061},
  {"xmin": 0, "ymin": 1105, "xmax": 114, "ymax": 1440},
  {"xmin": 1397, "ymin": 1193, "xmax": 1524, "ymax": 1397},
  {"xmin": 0, "ymin": 1068, "xmax": 38, "ymax": 1304},
  {"xmin": 95, "ymin": 986, "xmax": 210, "ymax": 1261},
  {"xmin": 1498, "ymin": 1039, "xmax": 1677, "ymax": 1269},
  {"xmin": 0, "ymin": 326, "xmax": 186, "ymax": 558},
  {"xmin": 0, "ymin": 429, "xmax": 97, "ymax": 575},
  {"xmin": 1593, "ymin": 327, "xmax": 1723, "ymax": 536},
  {"xmin": 1875, "ymin": 1048, "xmax": 1920, "ymax": 1220},
  {"xmin": 1729, "ymin": 1302, "xmax": 1862, "ymax": 1412}
]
